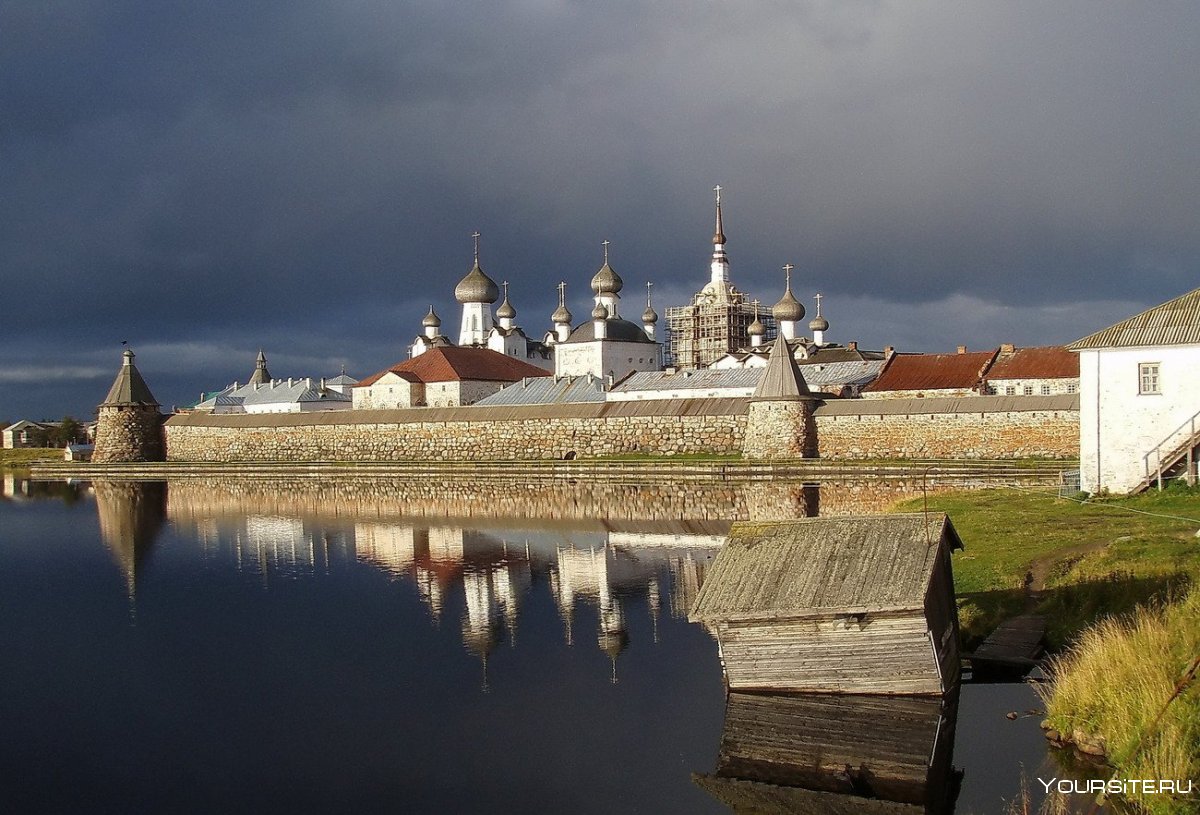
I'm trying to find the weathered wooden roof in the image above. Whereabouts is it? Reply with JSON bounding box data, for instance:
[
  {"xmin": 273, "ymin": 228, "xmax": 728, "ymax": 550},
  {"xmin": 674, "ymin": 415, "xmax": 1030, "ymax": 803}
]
[
  {"xmin": 815, "ymin": 393, "xmax": 1078, "ymax": 416},
  {"xmin": 692, "ymin": 775, "xmax": 922, "ymax": 815},
  {"xmin": 1068, "ymin": 285, "xmax": 1200, "ymax": 349},
  {"xmin": 753, "ymin": 333, "xmax": 812, "ymax": 400},
  {"xmin": 690, "ymin": 514, "xmax": 961, "ymax": 623},
  {"xmin": 102, "ymin": 350, "xmax": 160, "ymax": 407}
]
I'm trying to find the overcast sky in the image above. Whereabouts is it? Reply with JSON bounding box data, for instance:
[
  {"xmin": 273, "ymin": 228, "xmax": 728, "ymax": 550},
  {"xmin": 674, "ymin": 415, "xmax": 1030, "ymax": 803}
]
[{"xmin": 3, "ymin": 1, "xmax": 1198, "ymax": 420}]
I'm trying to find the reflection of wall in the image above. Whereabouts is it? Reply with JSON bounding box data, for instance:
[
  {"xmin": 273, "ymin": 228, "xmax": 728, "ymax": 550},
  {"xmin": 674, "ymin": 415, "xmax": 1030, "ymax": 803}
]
[{"xmin": 164, "ymin": 475, "xmax": 1008, "ymax": 530}]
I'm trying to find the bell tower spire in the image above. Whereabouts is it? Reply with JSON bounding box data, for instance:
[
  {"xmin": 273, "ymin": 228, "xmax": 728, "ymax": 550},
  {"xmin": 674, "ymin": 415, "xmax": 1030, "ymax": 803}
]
[{"xmin": 709, "ymin": 185, "xmax": 730, "ymax": 290}]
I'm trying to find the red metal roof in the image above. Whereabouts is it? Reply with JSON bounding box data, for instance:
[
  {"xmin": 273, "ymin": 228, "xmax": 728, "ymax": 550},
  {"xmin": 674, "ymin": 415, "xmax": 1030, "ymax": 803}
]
[
  {"xmin": 984, "ymin": 346, "xmax": 1078, "ymax": 380},
  {"xmin": 863, "ymin": 350, "xmax": 998, "ymax": 393},
  {"xmin": 357, "ymin": 346, "xmax": 553, "ymax": 387}
]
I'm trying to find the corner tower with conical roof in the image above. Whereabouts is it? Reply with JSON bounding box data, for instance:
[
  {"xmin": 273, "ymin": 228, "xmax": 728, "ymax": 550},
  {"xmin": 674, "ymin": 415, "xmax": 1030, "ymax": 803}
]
[
  {"xmin": 742, "ymin": 335, "xmax": 817, "ymax": 460},
  {"xmin": 92, "ymin": 349, "xmax": 165, "ymax": 463}
]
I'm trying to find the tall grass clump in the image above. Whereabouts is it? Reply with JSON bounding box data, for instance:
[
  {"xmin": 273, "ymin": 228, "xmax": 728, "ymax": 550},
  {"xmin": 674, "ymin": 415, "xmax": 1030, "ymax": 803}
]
[{"xmin": 1040, "ymin": 586, "xmax": 1200, "ymax": 814}]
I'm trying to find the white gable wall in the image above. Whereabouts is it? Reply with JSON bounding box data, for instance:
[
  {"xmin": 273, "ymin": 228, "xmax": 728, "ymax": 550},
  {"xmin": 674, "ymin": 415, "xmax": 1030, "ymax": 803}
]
[{"xmin": 1079, "ymin": 344, "xmax": 1200, "ymax": 493}]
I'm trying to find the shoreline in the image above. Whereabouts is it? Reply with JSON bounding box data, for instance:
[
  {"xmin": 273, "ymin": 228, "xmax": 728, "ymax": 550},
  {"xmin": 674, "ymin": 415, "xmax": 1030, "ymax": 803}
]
[{"xmin": 29, "ymin": 457, "xmax": 1075, "ymax": 483}]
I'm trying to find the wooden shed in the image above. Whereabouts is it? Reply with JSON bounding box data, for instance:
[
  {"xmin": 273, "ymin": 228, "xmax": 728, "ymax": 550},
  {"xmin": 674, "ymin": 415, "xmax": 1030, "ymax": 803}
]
[
  {"xmin": 693, "ymin": 691, "xmax": 959, "ymax": 814},
  {"xmin": 690, "ymin": 514, "xmax": 962, "ymax": 695}
]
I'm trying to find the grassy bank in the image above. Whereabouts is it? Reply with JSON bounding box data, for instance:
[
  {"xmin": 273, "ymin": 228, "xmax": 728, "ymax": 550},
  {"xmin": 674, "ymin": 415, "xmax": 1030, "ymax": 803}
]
[
  {"xmin": 896, "ymin": 485, "xmax": 1200, "ymax": 647},
  {"xmin": 1040, "ymin": 587, "xmax": 1199, "ymax": 815},
  {"xmin": 0, "ymin": 448, "xmax": 63, "ymax": 470}
]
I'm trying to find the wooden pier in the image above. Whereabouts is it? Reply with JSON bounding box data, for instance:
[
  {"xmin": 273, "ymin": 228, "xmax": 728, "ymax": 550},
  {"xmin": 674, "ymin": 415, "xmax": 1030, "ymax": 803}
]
[{"xmin": 966, "ymin": 614, "xmax": 1046, "ymax": 677}]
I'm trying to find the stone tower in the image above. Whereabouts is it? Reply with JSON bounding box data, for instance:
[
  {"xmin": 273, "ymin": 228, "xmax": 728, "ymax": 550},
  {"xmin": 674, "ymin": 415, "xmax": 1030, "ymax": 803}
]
[
  {"xmin": 742, "ymin": 336, "xmax": 817, "ymax": 459},
  {"xmin": 92, "ymin": 349, "xmax": 165, "ymax": 463}
]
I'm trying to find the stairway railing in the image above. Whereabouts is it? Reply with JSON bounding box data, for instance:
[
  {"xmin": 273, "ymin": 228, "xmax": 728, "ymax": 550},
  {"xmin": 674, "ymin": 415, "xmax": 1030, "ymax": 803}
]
[{"xmin": 1142, "ymin": 408, "xmax": 1200, "ymax": 490}]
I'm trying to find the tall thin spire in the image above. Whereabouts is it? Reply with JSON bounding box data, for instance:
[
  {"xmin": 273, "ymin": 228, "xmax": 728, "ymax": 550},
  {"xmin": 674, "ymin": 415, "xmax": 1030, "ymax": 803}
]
[
  {"xmin": 712, "ymin": 185, "xmax": 725, "ymax": 245},
  {"xmin": 472, "ymin": 230, "xmax": 481, "ymax": 265}
]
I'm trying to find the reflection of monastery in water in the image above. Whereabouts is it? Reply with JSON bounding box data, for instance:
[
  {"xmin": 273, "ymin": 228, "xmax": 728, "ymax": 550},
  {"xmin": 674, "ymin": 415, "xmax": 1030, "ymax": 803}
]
[{"xmin": 169, "ymin": 490, "xmax": 720, "ymax": 679}]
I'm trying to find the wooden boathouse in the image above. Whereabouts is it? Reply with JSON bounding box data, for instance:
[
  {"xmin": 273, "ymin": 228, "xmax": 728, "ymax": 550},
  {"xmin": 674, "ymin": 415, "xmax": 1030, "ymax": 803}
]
[{"xmin": 690, "ymin": 514, "xmax": 963, "ymax": 695}]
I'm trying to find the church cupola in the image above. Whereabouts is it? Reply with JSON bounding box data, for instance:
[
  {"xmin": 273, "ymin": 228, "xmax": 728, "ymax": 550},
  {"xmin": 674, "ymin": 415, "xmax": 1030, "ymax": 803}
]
[
  {"xmin": 456, "ymin": 231, "xmax": 499, "ymax": 346},
  {"xmin": 591, "ymin": 302, "xmax": 609, "ymax": 340},
  {"xmin": 642, "ymin": 281, "xmax": 658, "ymax": 340},
  {"xmin": 422, "ymin": 305, "xmax": 442, "ymax": 339},
  {"xmin": 808, "ymin": 292, "xmax": 829, "ymax": 345},
  {"xmin": 496, "ymin": 281, "xmax": 517, "ymax": 330},
  {"xmin": 772, "ymin": 263, "xmax": 805, "ymax": 342},
  {"xmin": 748, "ymin": 300, "xmax": 766, "ymax": 348},
  {"xmin": 590, "ymin": 240, "xmax": 622, "ymax": 317},
  {"xmin": 551, "ymin": 281, "xmax": 573, "ymax": 343}
]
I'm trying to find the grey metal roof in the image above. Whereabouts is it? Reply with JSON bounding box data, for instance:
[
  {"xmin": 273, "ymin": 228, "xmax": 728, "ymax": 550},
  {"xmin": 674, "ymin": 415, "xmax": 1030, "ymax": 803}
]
[
  {"xmin": 240, "ymin": 380, "xmax": 351, "ymax": 407},
  {"xmin": 690, "ymin": 514, "xmax": 962, "ymax": 623},
  {"xmin": 798, "ymin": 359, "xmax": 886, "ymax": 390},
  {"xmin": 325, "ymin": 373, "xmax": 359, "ymax": 385},
  {"xmin": 102, "ymin": 350, "xmax": 160, "ymax": 407},
  {"xmin": 562, "ymin": 317, "xmax": 657, "ymax": 344},
  {"xmin": 611, "ymin": 368, "xmax": 762, "ymax": 393},
  {"xmin": 1068, "ymin": 286, "xmax": 1200, "ymax": 349},
  {"xmin": 167, "ymin": 397, "xmax": 751, "ymax": 428},
  {"xmin": 816, "ymin": 393, "xmax": 1079, "ymax": 416},
  {"xmin": 474, "ymin": 375, "xmax": 608, "ymax": 406}
]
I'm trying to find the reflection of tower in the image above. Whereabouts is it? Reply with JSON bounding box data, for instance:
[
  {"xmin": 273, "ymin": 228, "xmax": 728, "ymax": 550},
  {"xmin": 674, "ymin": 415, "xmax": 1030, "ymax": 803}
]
[
  {"xmin": 93, "ymin": 480, "xmax": 167, "ymax": 601},
  {"xmin": 461, "ymin": 569, "xmax": 501, "ymax": 691},
  {"xmin": 647, "ymin": 577, "xmax": 661, "ymax": 644},
  {"xmin": 598, "ymin": 592, "xmax": 628, "ymax": 684},
  {"xmin": 745, "ymin": 482, "xmax": 821, "ymax": 521}
]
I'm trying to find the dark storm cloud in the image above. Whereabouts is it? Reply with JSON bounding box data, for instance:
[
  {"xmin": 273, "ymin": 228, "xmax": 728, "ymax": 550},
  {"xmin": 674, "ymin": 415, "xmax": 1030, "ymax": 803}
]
[{"xmin": 2, "ymin": 1, "xmax": 1199, "ymax": 418}]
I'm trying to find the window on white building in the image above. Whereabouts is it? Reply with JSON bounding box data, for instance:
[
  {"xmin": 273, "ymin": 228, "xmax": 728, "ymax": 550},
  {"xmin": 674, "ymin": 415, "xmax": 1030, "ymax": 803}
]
[
  {"xmin": 1004, "ymin": 386, "xmax": 1016, "ymax": 396},
  {"xmin": 1139, "ymin": 363, "xmax": 1161, "ymax": 395},
  {"xmin": 1023, "ymin": 385, "xmax": 1034, "ymax": 395},
  {"xmin": 1067, "ymin": 384, "xmax": 1077, "ymax": 394},
  {"xmin": 1040, "ymin": 384, "xmax": 1051, "ymax": 395}
]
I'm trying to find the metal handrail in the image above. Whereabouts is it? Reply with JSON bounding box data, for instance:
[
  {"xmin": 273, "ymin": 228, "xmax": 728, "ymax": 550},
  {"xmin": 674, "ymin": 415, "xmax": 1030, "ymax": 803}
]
[{"xmin": 1142, "ymin": 407, "xmax": 1200, "ymax": 489}]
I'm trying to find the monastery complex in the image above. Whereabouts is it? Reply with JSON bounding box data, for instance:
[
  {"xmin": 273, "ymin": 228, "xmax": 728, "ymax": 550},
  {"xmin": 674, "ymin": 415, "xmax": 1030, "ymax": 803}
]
[{"xmin": 79, "ymin": 188, "xmax": 1200, "ymax": 496}]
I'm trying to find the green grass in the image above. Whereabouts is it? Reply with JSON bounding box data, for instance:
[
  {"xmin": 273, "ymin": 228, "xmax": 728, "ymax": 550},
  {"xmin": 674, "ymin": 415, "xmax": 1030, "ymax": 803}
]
[
  {"xmin": 1040, "ymin": 586, "xmax": 1200, "ymax": 815},
  {"xmin": 0, "ymin": 448, "xmax": 64, "ymax": 469},
  {"xmin": 896, "ymin": 484, "xmax": 1200, "ymax": 647}
]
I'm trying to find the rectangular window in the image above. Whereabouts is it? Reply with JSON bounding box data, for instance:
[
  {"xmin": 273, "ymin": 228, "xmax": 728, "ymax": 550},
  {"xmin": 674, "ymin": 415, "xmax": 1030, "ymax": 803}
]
[
  {"xmin": 1023, "ymin": 385, "xmax": 1034, "ymax": 395},
  {"xmin": 1040, "ymin": 384, "xmax": 1051, "ymax": 395},
  {"xmin": 1139, "ymin": 363, "xmax": 1161, "ymax": 395},
  {"xmin": 1067, "ymin": 384, "xmax": 1077, "ymax": 394},
  {"xmin": 1004, "ymin": 386, "xmax": 1016, "ymax": 396}
]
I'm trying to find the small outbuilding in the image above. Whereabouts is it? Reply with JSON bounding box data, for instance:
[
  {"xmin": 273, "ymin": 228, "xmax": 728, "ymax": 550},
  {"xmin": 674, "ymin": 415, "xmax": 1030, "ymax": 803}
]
[{"xmin": 690, "ymin": 514, "xmax": 963, "ymax": 696}]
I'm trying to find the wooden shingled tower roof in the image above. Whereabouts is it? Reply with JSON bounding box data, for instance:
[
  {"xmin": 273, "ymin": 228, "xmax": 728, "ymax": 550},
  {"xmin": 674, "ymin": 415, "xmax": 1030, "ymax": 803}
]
[
  {"xmin": 690, "ymin": 514, "xmax": 963, "ymax": 623},
  {"xmin": 752, "ymin": 332, "xmax": 812, "ymax": 400},
  {"xmin": 101, "ymin": 349, "xmax": 160, "ymax": 407}
]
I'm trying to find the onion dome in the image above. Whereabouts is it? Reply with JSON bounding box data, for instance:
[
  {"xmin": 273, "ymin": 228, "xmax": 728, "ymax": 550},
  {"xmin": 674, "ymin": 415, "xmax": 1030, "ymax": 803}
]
[
  {"xmin": 809, "ymin": 314, "xmax": 829, "ymax": 332},
  {"xmin": 422, "ymin": 306, "xmax": 441, "ymax": 328},
  {"xmin": 772, "ymin": 289, "xmax": 805, "ymax": 322},
  {"xmin": 591, "ymin": 240, "xmax": 623, "ymax": 294},
  {"xmin": 496, "ymin": 288, "xmax": 516, "ymax": 320},
  {"xmin": 591, "ymin": 303, "xmax": 609, "ymax": 320},
  {"xmin": 454, "ymin": 262, "xmax": 500, "ymax": 304},
  {"xmin": 748, "ymin": 317, "xmax": 766, "ymax": 337},
  {"xmin": 591, "ymin": 263, "xmax": 622, "ymax": 295},
  {"xmin": 552, "ymin": 303, "xmax": 573, "ymax": 324},
  {"xmin": 642, "ymin": 304, "xmax": 658, "ymax": 324}
]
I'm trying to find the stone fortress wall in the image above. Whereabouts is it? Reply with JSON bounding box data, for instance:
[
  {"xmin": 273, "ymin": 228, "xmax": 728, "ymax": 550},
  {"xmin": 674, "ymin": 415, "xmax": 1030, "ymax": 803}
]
[{"xmin": 165, "ymin": 394, "xmax": 1080, "ymax": 462}]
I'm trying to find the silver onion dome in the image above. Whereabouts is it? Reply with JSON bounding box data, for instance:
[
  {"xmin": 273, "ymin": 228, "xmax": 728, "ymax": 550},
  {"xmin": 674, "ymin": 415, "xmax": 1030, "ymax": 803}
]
[
  {"xmin": 454, "ymin": 262, "xmax": 500, "ymax": 304},
  {"xmin": 422, "ymin": 306, "xmax": 441, "ymax": 328},
  {"xmin": 591, "ymin": 303, "xmax": 609, "ymax": 320},
  {"xmin": 772, "ymin": 289, "xmax": 805, "ymax": 322}
]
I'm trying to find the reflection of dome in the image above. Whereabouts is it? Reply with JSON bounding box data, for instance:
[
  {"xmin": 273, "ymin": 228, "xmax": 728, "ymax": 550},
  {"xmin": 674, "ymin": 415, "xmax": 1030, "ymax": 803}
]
[
  {"xmin": 454, "ymin": 263, "xmax": 500, "ymax": 304},
  {"xmin": 598, "ymin": 629, "xmax": 628, "ymax": 660},
  {"xmin": 591, "ymin": 263, "xmax": 623, "ymax": 295},
  {"xmin": 422, "ymin": 306, "xmax": 441, "ymax": 328},
  {"xmin": 772, "ymin": 289, "xmax": 805, "ymax": 322}
]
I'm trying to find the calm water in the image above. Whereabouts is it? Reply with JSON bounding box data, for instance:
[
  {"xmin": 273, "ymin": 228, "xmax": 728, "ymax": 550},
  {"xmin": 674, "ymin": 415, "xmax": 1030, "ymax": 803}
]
[{"xmin": 0, "ymin": 476, "xmax": 1087, "ymax": 814}]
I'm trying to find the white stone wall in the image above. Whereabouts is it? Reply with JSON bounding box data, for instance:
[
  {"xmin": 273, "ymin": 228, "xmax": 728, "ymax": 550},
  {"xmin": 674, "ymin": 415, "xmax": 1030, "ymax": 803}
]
[
  {"xmin": 1079, "ymin": 345, "xmax": 1200, "ymax": 493},
  {"xmin": 353, "ymin": 375, "xmax": 424, "ymax": 409},
  {"xmin": 554, "ymin": 339, "xmax": 660, "ymax": 380}
]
